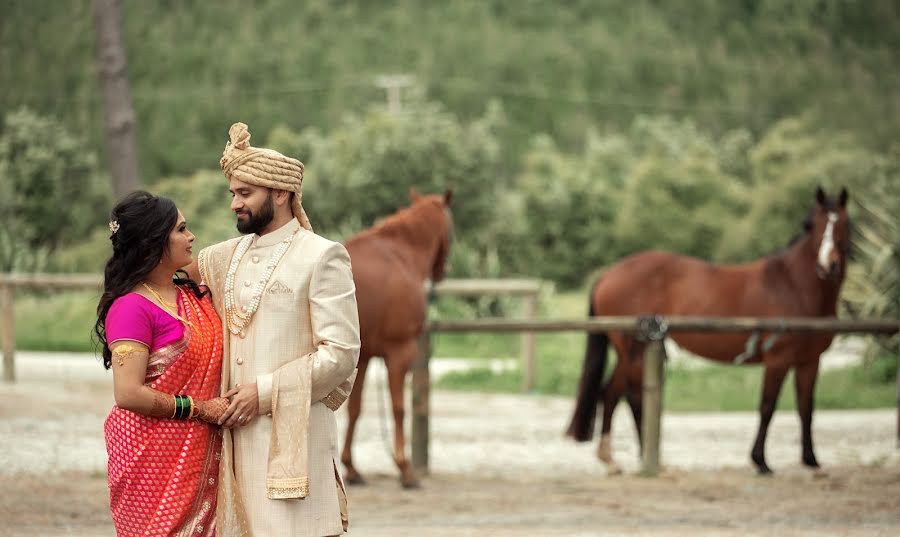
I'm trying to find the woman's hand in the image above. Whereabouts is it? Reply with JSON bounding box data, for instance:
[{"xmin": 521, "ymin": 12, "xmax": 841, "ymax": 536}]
[{"xmin": 195, "ymin": 397, "xmax": 230, "ymax": 424}]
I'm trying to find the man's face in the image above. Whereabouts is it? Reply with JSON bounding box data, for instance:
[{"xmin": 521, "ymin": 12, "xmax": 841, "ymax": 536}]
[{"xmin": 229, "ymin": 177, "xmax": 274, "ymax": 234}]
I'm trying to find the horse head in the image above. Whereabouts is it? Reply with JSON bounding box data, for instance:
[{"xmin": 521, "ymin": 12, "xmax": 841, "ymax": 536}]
[
  {"xmin": 810, "ymin": 186, "xmax": 850, "ymax": 281},
  {"xmin": 409, "ymin": 187, "xmax": 454, "ymax": 283}
]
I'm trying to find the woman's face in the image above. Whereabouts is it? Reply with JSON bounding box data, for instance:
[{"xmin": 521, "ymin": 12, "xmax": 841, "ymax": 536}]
[{"xmin": 162, "ymin": 210, "xmax": 195, "ymax": 269}]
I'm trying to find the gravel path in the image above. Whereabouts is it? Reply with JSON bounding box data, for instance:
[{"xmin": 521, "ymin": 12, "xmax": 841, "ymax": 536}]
[{"xmin": 1, "ymin": 352, "xmax": 898, "ymax": 536}]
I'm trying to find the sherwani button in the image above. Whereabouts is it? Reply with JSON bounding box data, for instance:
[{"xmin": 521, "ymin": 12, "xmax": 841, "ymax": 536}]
[
  {"xmin": 236, "ymin": 357, "xmax": 244, "ymax": 365},
  {"xmin": 241, "ymin": 305, "xmax": 248, "ymax": 313},
  {"xmin": 251, "ymin": 256, "xmax": 260, "ymax": 263},
  {"xmin": 244, "ymin": 280, "xmax": 252, "ymax": 287}
]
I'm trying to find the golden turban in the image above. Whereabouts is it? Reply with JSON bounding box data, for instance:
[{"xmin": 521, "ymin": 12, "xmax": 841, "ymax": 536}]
[{"xmin": 220, "ymin": 122, "xmax": 312, "ymax": 231}]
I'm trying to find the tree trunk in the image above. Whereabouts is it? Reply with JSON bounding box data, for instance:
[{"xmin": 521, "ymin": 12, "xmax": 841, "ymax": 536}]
[{"xmin": 92, "ymin": 0, "xmax": 140, "ymax": 199}]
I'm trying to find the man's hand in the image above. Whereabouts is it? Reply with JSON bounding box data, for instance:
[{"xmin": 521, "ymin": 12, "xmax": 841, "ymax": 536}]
[{"xmin": 220, "ymin": 383, "xmax": 259, "ymax": 428}]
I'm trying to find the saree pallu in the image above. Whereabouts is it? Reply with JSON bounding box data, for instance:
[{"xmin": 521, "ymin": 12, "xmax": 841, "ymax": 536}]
[{"xmin": 105, "ymin": 290, "xmax": 223, "ymax": 537}]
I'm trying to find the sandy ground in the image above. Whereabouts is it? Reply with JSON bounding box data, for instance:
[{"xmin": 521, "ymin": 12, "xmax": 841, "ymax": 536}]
[{"xmin": 1, "ymin": 353, "xmax": 898, "ymax": 536}]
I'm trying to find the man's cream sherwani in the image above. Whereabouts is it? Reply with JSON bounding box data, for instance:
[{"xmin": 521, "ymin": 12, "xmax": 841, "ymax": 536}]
[{"xmin": 200, "ymin": 218, "xmax": 360, "ymax": 537}]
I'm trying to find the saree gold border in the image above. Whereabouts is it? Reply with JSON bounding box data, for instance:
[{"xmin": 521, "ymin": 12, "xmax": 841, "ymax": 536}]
[
  {"xmin": 266, "ymin": 477, "xmax": 310, "ymax": 500},
  {"xmin": 145, "ymin": 334, "xmax": 191, "ymax": 382},
  {"xmin": 174, "ymin": 423, "xmax": 221, "ymax": 537}
]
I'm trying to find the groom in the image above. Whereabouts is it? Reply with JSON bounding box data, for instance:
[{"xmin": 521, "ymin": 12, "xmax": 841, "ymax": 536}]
[{"xmin": 192, "ymin": 122, "xmax": 359, "ymax": 537}]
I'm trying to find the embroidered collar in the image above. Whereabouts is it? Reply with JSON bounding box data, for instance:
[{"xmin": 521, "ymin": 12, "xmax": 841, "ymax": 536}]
[{"xmin": 253, "ymin": 218, "xmax": 301, "ymax": 249}]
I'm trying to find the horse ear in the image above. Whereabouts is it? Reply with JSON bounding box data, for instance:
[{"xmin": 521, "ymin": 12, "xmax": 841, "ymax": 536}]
[
  {"xmin": 815, "ymin": 186, "xmax": 826, "ymax": 206},
  {"xmin": 838, "ymin": 187, "xmax": 848, "ymax": 208},
  {"xmin": 409, "ymin": 187, "xmax": 420, "ymax": 202},
  {"xmin": 443, "ymin": 188, "xmax": 453, "ymax": 206}
]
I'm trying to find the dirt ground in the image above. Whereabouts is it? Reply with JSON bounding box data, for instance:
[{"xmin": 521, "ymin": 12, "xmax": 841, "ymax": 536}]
[{"xmin": 2, "ymin": 355, "xmax": 899, "ymax": 536}]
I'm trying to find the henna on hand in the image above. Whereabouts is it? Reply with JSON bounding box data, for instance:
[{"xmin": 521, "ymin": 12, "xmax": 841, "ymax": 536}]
[{"xmin": 195, "ymin": 397, "xmax": 230, "ymax": 424}]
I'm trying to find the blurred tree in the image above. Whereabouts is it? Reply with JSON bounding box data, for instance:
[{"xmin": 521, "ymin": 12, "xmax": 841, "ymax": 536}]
[
  {"xmin": 717, "ymin": 116, "xmax": 874, "ymax": 262},
  {"xmin": 0, "ymin": 109, "xmax": 106, "ymax": 271},
  {"xmin": 92, "ymin": 0, "xmax": 141, "ymax": 197},
  {"xmin": 841, "ymin": 146, "xmax": 899, "ymax": 362},
  {"xmin": 266, "ymin": 98, "xmax": 509, "ymax": 278}
]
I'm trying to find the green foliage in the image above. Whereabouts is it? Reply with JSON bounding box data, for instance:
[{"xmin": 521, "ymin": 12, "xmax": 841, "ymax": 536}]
[
  {"xmin": 2, "ymin": 0, "xmax": 899, "ymax": 181},
  {"xmin": 717, "ymin": 117, "xmax": 873, "ymax": 261},
  {"xmin": 0, "ymin": 108, "xmax": 105, "ymax": 271},
  {"xmin": 14, "ymin": 289, "xmax": 98, "ymax": 353},
  {"xmin": 264, "ymin": 99, "xmax": 508, "ymax": 277},
  {"xmin": 841, "ymin": 146, "xmax": 900, "ymax": 362}
]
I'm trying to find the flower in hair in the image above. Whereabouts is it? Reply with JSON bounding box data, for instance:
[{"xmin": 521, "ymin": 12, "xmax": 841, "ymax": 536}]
[{"xmin": 109, "ymin": 220, "xmax": 120, "ymax": 234}]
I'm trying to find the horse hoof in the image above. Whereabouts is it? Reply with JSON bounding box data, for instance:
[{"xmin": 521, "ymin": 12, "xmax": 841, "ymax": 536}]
[
  {"xmin": 401, "ymin": 478, "xmax": 421, "ymax": 490},
  {"xmin": 606, "ymin": 464, "xmax": 623, "ymax": 476},
  {"xmin": 756, "ymin": 466, "xmax": 773, "ymax": 476},
  {"xmin": 344, "ymin": 472, "xmax": 367, "ymax": 486},
  {"xmin": 803, "ymin": 456, "xmax": 820, "ymax": 469}
]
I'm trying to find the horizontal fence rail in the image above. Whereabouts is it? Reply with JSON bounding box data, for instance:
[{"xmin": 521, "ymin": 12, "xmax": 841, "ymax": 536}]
[
  {"xmin": 430, "ymin": 317, "xmax": 900, "ymax": 334},
  {"xmin": 0, "ymin": 274, "xmax": 543, "ymax": 386},
  {"xmin": 3, "ymin": 273, "xmax": 896, "ymax": 478},
  {"xmin": 412, "ymin": 315, "xmax": 899, "ymax": 477},
  {"xmin": 0, "ymin": 273, "xmax": 103, "ymax": 289}
]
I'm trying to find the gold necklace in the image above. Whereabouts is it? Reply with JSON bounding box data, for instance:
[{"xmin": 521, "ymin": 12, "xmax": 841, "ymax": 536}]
[{"xmin": 142, "ymin": 282, "xmax": 193, "ymax": 327}]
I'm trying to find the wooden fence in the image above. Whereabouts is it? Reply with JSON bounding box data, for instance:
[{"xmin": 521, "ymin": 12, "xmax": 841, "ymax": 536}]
[
  {"xmin": 0, "ymin": 273, "xmax": 541, "ymax": 384},
  {"xmin": 411, "ymin": 315, "xmax": 899, "ymax": 477},
  {"xmin": 3, "ymin": 273, "xmax": 897, "ymax": 477}
]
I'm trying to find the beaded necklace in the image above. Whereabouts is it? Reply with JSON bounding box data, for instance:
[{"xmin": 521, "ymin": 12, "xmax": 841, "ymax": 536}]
[{"xmin": 224, "ymin": 227, "xmax": 298, "ymax": 337}]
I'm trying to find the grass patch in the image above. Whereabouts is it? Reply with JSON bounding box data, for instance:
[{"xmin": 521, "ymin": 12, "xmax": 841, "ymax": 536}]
[
  {"xmin": 15, "ymin": 289, "xmax": 100, "ymax": 353},
  {"xmin": 437, "ymin": 358, "xmax": 898, "ymax": 411},
  {"xmin": 13, "ymin": 287, "xmax": 897, "ymax": 412}
]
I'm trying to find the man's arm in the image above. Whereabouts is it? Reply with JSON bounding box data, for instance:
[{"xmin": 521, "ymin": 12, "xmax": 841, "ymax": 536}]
[{"xmin": 257, "ymin": 242, "xmax": 361, "ymax": 413}]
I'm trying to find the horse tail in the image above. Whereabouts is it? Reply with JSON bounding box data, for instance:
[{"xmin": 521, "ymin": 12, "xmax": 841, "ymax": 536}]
[{"xmin": 566, "ymin": 284, "xmax": 609, "ymax": 442}]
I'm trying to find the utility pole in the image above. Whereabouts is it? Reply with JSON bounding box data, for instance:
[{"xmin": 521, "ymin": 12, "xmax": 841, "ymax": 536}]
[{"xmin": 375, "ymin": 75, "xmax": 415, "ymax": 115}]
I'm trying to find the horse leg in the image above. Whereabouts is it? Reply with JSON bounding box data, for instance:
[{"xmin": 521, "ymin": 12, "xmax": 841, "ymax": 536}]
[
  {"xmin": 794, "ymin": 359, "xmax": 821, "ymax": 469},
  {"xmin": 598, "ymin": 357, "xmax": 628, "ymax": 475},
  {"xmin": 341, "ymin": 355, "xmax": 371, "ymax": 485},
  {"xmin": 750, "ymin": 362, "xmax": 790, "ymax": 474},
  {"xmin": 625, "ymin": 386, "xmax": 643, "ymax": 456},
  {"xmin": 625, "ymin": 342, "xmax": 646, "ymax": 454},
  {"xmin": 384, "ymin": 340, "xmax": 420, "ymax": 488}
]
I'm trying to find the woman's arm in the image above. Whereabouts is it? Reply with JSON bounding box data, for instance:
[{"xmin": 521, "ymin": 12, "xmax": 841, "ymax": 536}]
[{"xmin": 110, "ymin": 341, "xmax": 228, "ymax": 422}]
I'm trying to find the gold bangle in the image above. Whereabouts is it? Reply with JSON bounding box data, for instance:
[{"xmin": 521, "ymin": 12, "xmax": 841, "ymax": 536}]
[
  {"xmin": 170, "ymin": 395, "xmax": 178, "ymax": 419},
  {"xmin": 188, "ymin": 396, "xmax": 196, "ymax": 420}
]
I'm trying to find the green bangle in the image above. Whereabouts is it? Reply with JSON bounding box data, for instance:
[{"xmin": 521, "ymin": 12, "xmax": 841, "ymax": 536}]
[{"xmin": 178, "ymin": 395, "xmax": 187, "ymax": 420}]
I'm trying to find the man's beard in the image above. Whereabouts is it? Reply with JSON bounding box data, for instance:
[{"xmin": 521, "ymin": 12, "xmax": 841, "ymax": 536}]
[{"xmin": 236, "ymin": 192, "xmax": 275, "ymax": 234}]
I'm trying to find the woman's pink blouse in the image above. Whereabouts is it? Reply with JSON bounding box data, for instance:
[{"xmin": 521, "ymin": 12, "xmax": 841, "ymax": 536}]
[{"xmin": 106, "ymin": 292, "xmax": 185, "ymax": 353}]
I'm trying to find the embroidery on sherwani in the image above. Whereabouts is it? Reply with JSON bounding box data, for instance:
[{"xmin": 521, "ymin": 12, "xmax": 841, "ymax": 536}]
[{"xmin": 267, "ymin": 357, "xmax": 314, "ymax": 499}]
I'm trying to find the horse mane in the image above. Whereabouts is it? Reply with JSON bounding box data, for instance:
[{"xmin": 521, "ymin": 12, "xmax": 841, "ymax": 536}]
[
  {"xmin": 351, "ymin": 199, "xmax": 444, "ymax": 245},
  {"xmin": 784, "ymin": 212, "xmax": 814, "ymax": 248}
]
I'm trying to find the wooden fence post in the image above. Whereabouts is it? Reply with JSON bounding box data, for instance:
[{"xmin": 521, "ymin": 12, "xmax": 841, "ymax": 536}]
[
  {"xmin": 1, "ymin": 283, "xmax": 14, "ymax": 383},
  {"xmin": 520, "ymin": 293, "xmax": 538, "ymax": 392},
  {"xmin": 640, "ymin": 316, "xmax": 668, "ymax": 476},
  {"xmin": 411, "ymin": 327, "xmax": 432, "ymax": 474}
]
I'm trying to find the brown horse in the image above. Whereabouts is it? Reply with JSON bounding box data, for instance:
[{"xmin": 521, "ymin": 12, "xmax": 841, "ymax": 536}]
[
  {"xmin": 341, "ymin": 189, "xmax": 453, "ymax": 488},
  {"xmin": 567, "ymin": 187, "xmax": 850, "ymax": 474}
]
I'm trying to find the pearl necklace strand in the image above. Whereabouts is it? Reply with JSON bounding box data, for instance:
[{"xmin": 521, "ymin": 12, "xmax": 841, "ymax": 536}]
[{"xmin": 224, "ymin": 228, "xmax": 298, "ymax": 337}]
